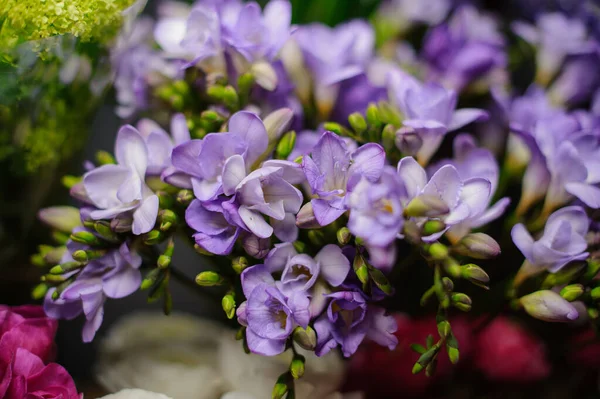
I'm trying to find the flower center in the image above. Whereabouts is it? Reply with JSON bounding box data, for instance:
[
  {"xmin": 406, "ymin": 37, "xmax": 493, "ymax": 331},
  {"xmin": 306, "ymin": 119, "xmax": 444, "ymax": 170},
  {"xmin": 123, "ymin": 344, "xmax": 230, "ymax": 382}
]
[{"xmin": 291, "ymin": 264, "xmax": 312, "ymax": 279}]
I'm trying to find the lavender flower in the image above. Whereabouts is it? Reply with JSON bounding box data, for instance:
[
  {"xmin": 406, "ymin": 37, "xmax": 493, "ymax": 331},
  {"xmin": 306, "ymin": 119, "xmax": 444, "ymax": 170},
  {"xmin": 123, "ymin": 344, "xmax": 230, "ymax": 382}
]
[
  {"xmin": 397, "ymin": 156, "xmax": 492, "ymax": 242},
  {"xmin": 432, "ymin": 134, "xmax": 510, "ymax": 240},
  {"xmin": 422, "ymin": 5, "xmax": 506, "ymax": 91},
  {"xmin": 83, "ymin": 126, "xmax": 159, "ymax": 235},
  {"xmin": 548, "ymin": 52, "xmax": 600, "ymax": 107},
  {"xmin": 313, "ymin": 291, "xmax": 397, "ymax": 358},
  {"xmin": 302, "ymin": 132, "xmax": 385, "ymax": 226},
  {"xmin": 238, "ymin": 265, "xmax": 310, "ymax": 356},
  {"xmin": 512, "ymin": 206, "xmax": 589, "ymax": 273},
  {"xmin": 389, "ymin": 70, "xmax": 488, "ymax": 165},
  {"xmin": 186, "ymin": 197, "xmax": 242, "ymax": 255},
  {"xmin": 44, "ymin": 243, "xmax": 142, "ymax": 342}
]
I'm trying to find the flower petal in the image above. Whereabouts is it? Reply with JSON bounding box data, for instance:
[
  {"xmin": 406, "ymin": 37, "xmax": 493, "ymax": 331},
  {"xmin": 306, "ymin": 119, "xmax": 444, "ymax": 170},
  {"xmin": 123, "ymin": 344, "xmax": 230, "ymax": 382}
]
[
  {"xmin": 239, "ymin": 206, "xmax": 273, "ymax": 238},
  {"xmin": 115, "ymin": 125, "xmax": 148, "ymax": 177},
  {"xmin": 315, "ymin": 245, "xmax": 350, "ymax": 287},
  {"xmin": 229, "ymin": 111, "xmax": 268, "ymax": 166},
  {"xmin": 448, "ymin": 108, "xmax": 489, "ymax": 131},
  {"xmin": 222, "ymin": 155, "xmax": 247, "ymax": 196},
  {"xmin": 132, "ymin": 195, "xmax": 159, "ymax": 235}
]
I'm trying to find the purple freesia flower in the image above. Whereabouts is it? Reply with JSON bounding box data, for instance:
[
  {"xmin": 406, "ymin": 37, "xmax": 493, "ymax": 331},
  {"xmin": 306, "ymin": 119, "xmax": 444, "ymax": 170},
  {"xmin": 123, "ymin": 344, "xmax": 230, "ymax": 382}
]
[
  {"xmin": 513, "ymin": 12, "xmax": 594, "ymax": 83},
  {"xmin": 548, "ymin": 52, "xmax": 600, "ymax": 107},
  {"xmin": 171, "ymin": 111, "xmax": 270, "ymax": 201},
  {"xmin": 432, "ymin": 134, "xmax": 510, "ymax": 240},
  {"xmin": 301, "ymin": 132, "xmax": 386, "ymax": 226},
  {"xmin": 423, "ymin": 5, "xmax": 506, "ymax": 91},
  {"xmin": 512, "ymin": 206, "xmax": 590, "ymax": 273},
  {"xmin": 83, "ymin": 125, "xmax": 159, "ymax": 235},
  {"xmin": 186, "ymin": 197, "xmax": 243, "ymax": 255},
  {"xmin": 238, "ymin": 265, "xmax": 310, "ymax": 356},
  {"xmin": 389, "ymin": 69, "xmax": 488, "ymax": 165},
  {"xmin": 264, "ymin": 243, "xmax": 350, "ymax": 293},
  {"xmin": 397, "ymin": 156, "xmax": 492, "ymax": 242},
  {"xmin": 44, "ymin": 243, "xmax": 142, "ymax": 342},
  {"xmin": 313, "ymin": 291, "xmax": 398, "ymax": 358},
  {"xmin": 347, "ymin": 166, "xmax": 404, "ymax": 248}
]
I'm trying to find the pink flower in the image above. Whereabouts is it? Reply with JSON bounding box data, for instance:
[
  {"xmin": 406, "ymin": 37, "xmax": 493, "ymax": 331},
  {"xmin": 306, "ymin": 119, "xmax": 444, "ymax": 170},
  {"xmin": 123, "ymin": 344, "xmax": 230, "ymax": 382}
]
[
  {"xmin": 344, "ymin": 314, "xmax": 472, "ymax": 397},
  {"xmin": 473, "ymin": 316, "xmax": 550, "ymax": 382},
  {"xmin": 0, "ymin": 305, "xmax": 81, "ymax": 399},
  {"xmin": 0, "ymin": 305, "xmax": 58, "ymax": 363}
]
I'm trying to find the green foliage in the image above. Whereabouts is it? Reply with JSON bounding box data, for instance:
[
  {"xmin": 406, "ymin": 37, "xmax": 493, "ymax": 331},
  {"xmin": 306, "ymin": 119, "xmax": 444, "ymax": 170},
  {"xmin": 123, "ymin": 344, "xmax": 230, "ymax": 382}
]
[{"xmin": 258, "ymin": 0, "xmax": 382, "ymax": 25}]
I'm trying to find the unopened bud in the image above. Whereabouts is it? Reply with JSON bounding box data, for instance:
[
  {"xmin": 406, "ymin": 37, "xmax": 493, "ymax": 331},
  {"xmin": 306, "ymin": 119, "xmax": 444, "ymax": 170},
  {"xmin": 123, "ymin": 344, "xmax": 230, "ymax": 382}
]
[
  {"xmin": 428, "ymin": 243, "xmax": 449, "ymax": 260},
  {"xmin": 237, "ymin": 72, "xmax": 255, "ymax": 98},
  {"xmin": 336, "ymin": 227, "xmax": 351, "ymax": 246},
  {"xmin": 70, "ymin": 231, "xmax": 101, "ymax": 246},
  {"xmin": 296, "ymin": 202, "xmax": 320, "ymax": 229},
  {"xmin": 195, "ymin": 271, "xmax": 225, "ymax": 286},
  {"xmin": 453, "ymin": 233, "xmax": 501, "ymax": 259},
  {"xmin": 404, "ymin": 195, "xmax": 449, "ymax": 218},
  {"xmin": 293, "ymin": 326, "xmax": 317, "ymax": 350},
  {"xmin": 94, "ymin": 221, "xmax": 120, "ymax": 242},
  {"xmin": 442, "ymin": 277, "xmax": 454, "ymax": 292},
  {"xmin": 61, "ymin": 175, "xmax": 81, "ymax": 189},
  {"xmin": 451, "ymin": 293, "xmax": 472, "ymax": 312},
  {"xmin": 272, "ymin": 373, "xmax": 290, "ymax": 399},
  {"xmin": 264, "ymin": 108, "xmax": 294, "ymax": 142},
  {"xmin": 110, "ymin": 216, "xmax": 132, "ymax": 233},
  {"xmin": 446, "ymin": 334, "xmax": 460, "ymax": 364},
  {"xmin": 232, "ymin": 256, "xmax": 249, "ymax": 274},
  {"xmin": 159, "ymin": 209, "xmax": 178, "ymax": 225},
  {"xmin": 422, "ymin": 220, "xmax": 446, "ymax": 236},
  {"xmin": 591, "ymin": 286, "xmax": 600, "ymax": 301},
  {"xmin": 38, "ymin": 206, "xmax": 81, "ymax": 233},
  {"xmin": 323, "ymin": 122, "xmax": 349, "ymax": 136},
  {"xmin": 32, "ymin": 283, "xmax": 49, "ymax": 300},
  {"xmin": 584, "ymin": 260, "xmax": 600, "ymax": 282},
  {"xmin": 560, "ymin": 284, "xmax": 584, "ymax": 302},
  {"xmin": 395, "ymin": 127, "xmax": 422, "ymax": 156},
  {"xmin": 176, "ymin": 189, "xmax": 194, "ymax": 206},
  {"xmin": 222, "ymin": 293, "xmax": 236, "ymax": 319},
  {"xmin": 381, "ymin": 124, "xmax": 396, "ymax": 151},
  {"xmin": 412, "ymin": 345, "xmax": 440, "ymax": 374},
  {"xmin": 276, "ymin": 131, "xmax": 296, "ymax": 160},
  {"xmin": 71, "ymin": 250, "xmax": 90, "ymax": 263},
  {"xmin": 460, "ymin": 264, "xmax": 490, "ymax": 286},
  {"xmin": 348, "ymin": 112, "xmax": 367, "ymax": 134},
  {"xmin": 141, "ymin": 268, "xmax": 162, "ymax": 290},
  {"xmin": 143, "ymin": 230, "xmax": 163, "ymax": 245},
  {"xmin": 368, "ymin": 266, "xmax": 393, "ymax": 295},
  {"xmin": 366, "ymin": 103, "xmax": 381, "ymax": 127},
  {"xmin": 520, "ymin": 290, "xmax": 579, "ymax": 322},
  {"xmin": 42, "ymin": 246, "xmax": 66, "ymax": 265},
  {"xmin": 290, "ymin": 354, "xmax": 305, "ymax": 379},
  {"xmin": 437, "ymin": 320, "xmax": 451, "ymax": 338},
  {"xmin": 157, "ymin": 255, "xmax": 171, "ymax": 269},
  {"xmin": 353, "ymin": 255, "xmax": 369, "ymax": 286},
  {"xmin": 242, "ymin": 235, "xmax": 270, "ymax": 259},
  {"xmin": 95, "ymin": 150, "xmax": 115, "ymax": 165}
]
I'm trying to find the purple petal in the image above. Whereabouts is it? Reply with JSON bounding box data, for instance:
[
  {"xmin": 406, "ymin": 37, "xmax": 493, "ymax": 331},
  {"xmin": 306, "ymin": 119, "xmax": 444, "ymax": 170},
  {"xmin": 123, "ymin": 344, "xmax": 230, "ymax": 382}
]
[
  {"xmin": 191, "ymin": 178, "xmax": 223, "ymax": 201},
  {"xmin": 446, "ymin": 177, "xmax": 491, "ymax": 224},
  {"xmin": 82, "ymin": 304, "xmax": 104, "ymax": 343},
  {"xmin": 239, "ymin": 206, "xmax": 273, "ymax": 238},
  {"xmin": 448, "ymin": 108, "xmax": 489, "ymax": 131},
  {"xmin": 312, "ymin": 198, "xmax": 347, "ymax": 226},
  {"xmin": 397, "ymin": 156, "xmax": 427, "ymax": 199},
  {"xmin": 245, "ymin": 328, "xmax": 286, "ymax": 356},
  {"xmin": 115, "ymin": 125, "xmax": 148, "ymax": 177},
  {"xmin": 116, "ymin": 171, "xmax": 143, "ymax": 203},
  {"xmin": 194, "ymin": 228, "xmax": 239, "ymax": 255},
  {"xmin": 103, "ymin": 266, "xmax": 141, "ymax": 299},
  {"xmin": 171, "ymin": 140, "xmax": 203, "ymax": 177},
  {"xmin": 565, "ymin": 182, "xmax": 600, "ymax": 208},
  {"xmin": 311, "ymin": 132, "xmax": 351, "ymax": 191},
  {"xmin": 185, "ymin": 200, "xmax": 230, "ymax": 235},
  {"xmin": 132, "ymin": 195, "xmax": 159, "ymax": 235},
  {"xmin": 146, "ymin": 131, "xmax": 173, "ymax": 174},
  {"xmin": 241, "ymin": 265, "xmax": 275, "ymax": 298},
  {"xmin": 265, "ymin": 243, "xmax": 298, "ymax": 273},
  {"xmin": 471, "ymin": 197, "xmax": 511, "ymax": 228},
  {"xmin": 272, "ymin": 213, "xmax": 299, "ymax": 242},
  {"xmin": 288, "ymin": 291, "xmax": 310, "ymax": 329},
  {"xmin": 222, "ymin": 155, "xmax": 247, "ymax": 196},
  {"xmin": 366, "ymin": 307, "xmax": 398, "ymax": 350},
  {"xmin": 263, "ymin": 160, "xmax": 306, "ymax": 184},
  {"xmin": 83, "ymin": 164, "xmax": 130, "ymax": 209},
  {"xmin": 423, "ymin": 165, "xmax": 463, "ymax": 208},
  {"xmin": 229, "ymin": 111, "xmax": 268, "ymax": 166},
  {"xmin": 170, "ymin": 113, "xmax": 191, "ymax": 145},
  {"xmin": 512, "ymin": 223, "xmax": 535, "ymax": 261},
  {"xmin": 348, "ymin": 143, "xmax": 385, "ymax": 189},
  {"xmin": 315, "ymin": 245, "xmax": 350, "ymax": 287}
]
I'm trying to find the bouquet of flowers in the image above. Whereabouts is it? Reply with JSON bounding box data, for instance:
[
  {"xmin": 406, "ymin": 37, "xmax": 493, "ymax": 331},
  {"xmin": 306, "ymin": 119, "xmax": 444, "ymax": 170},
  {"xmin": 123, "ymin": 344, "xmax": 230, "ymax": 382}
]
[{"xmin": 28, "ymin": 0, "xmax": 600, "ymax": 397}]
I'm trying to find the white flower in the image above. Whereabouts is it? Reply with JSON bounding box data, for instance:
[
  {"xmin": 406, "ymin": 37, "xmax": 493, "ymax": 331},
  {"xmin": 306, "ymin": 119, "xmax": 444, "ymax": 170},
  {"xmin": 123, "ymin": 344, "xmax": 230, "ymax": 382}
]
[{"xmin": 99, "ymin": 389, "xmax": 173, "ymax": 399}]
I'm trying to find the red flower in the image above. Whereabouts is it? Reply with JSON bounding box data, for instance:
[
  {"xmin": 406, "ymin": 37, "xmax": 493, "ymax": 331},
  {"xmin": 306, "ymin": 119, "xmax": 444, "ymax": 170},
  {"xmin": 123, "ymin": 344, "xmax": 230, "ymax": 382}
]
[
  {"xmin": 344, "ymin": 314, "xmax": 472, "ymax": 397},
  {"xmin": 0, "ymin": 305, "xmax": 81, "ymax": 399},
  {"xmin": 473, "ymin": 316, "xmax": 550, "ymax": 382},
  {"xmin": 0, "ymin": 305, "xmax": 58, "ymax": 363},
  {"xmin": 568, "ymin": 329, "xmax": 600, "ymax": 369}
]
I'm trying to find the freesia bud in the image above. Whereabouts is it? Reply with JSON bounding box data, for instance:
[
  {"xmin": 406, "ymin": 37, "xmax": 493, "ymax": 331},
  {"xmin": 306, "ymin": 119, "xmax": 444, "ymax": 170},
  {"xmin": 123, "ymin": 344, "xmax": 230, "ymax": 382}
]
[
  {"xmin": 61, "ymin": 175, "xmax": 81, "ymax": 189},
  {"xmin": 272, "ymin": 373, "xmax": 290, "ymax": 399},
  {"xmin": 422, "ymin": 220, "xmax": 446, "ymax": 236},
  {"xmin": 94, "ymin": 221, "xmax": 120, "ymax": 242},
  {"xmin": 296, "ymin": 202, "xmax": 320, "ymax": 229},
  {"xmin": 366, "ymin": 103, "xmax": 381, "ymax": 127},
  {"xmin": 31, "ymin": 283, "xmax": 49, "ymax": 300},
  {"xmin": 412, "ymin": 345, "xmax": 440, "ymax": 375},
  {"xmin": 141, "ymin": 268, "xmax": 162, "ymax": 290},
  {"xmin": 460, "ymin": 264, "xmax": 490, "ymax": 286},
  {"xmin": 293, "ymin": 326, "xmax": 317, "ymax": 350},
  {"xmin": 395, "ymin": 127, "xmax": 422, "ymax": 156},
  {"xmin": 276, "ymin": 130, "xmax": 296, "ymax": 160},
  {"xmin": 453, "ymin": 233, "xmax": 501, "ymax": 259},
  {"xmin": 560, "ymin": 284, "xmax": 584, "ymax": 302},
  {"xmin": 590, "ymin": 287, "xmax": 600, "ymax": 301},
  {"xmin": 348, "ymin": 112, "xmax": 367, "ymax": 134},
  {"xmin": 290, "ymin": 354, "xmax": 305, "ymax": 379},
  {"xmin": 110, "ymin": 215, "xmax": 133, "ymax": 233},
  {"xmin": 70, "ymin": 231, "xmax": 101, "ymax": 246},
  {"xmin": 176, "ymin": 189, "xmax": 194, "ymax": 206},
  {"xmin": 143, "ymin": 230, "xmax": 163, "ymax": 245},
  {"xmin": 242, "ymin": 234, "xmax": 270, "ymax": 259},
  {"xmin": 38, "ymin": 206, "xmax": 81, "ymax": 233},
  {"xmin": 264, "ymin": 108, "xmax": 294, "ymax": 142},
  {"xmin": 95, "ymin": 150, "xmax": 115, "ymax": 165},
  {"xmin": 195, "ymin": 271, "xmax": 225, "ymax": 287},
  {"xmin": 69, "ymin": 182, "xmax": 91, "ymax": 203},
  {"xmin": 353, "ymin": 254, "xmax": 370, "ymax": 286},
  {"xmin": 251, "ymin": 60, "xmax": 278, "ymax": 91},
  {"xmin": 232, "ymin": 256, "xmax": 249, "ymax": 274},
  {"xmin": 428, "ymin": 243, "xmax": 449, "ymax": 260},
  {"xmin": 336, "ymin": 227, "xmax": 352, "ymax": 246},
  {"xmin": 451, "ymin": 293, "xmax": 472, "ymax": 312},
  {"xmin": 520, "ymin": 290, "xmax": 579, "ymax": 322},
  {"xmin": 381, "ymin": 124, "xmax": 396, "ymax": 151},
  {"xmin": 222, "ymin": 293, "xmax": 236, "ymax": 319},
  {"xmin": 404, "ymin": 195, "xmax": 449, "ymax": 218},
  {"xmin": 157, "ymin": 255, "xmax": 171, "ymax": 269}
]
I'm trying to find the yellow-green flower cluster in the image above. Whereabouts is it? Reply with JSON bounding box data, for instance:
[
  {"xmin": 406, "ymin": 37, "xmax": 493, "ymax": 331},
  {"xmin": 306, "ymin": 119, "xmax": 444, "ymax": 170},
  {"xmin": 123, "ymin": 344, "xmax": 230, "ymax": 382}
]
[{"xmin": 0, "ymin": 0, "xmax": 135, "ymax": 49}]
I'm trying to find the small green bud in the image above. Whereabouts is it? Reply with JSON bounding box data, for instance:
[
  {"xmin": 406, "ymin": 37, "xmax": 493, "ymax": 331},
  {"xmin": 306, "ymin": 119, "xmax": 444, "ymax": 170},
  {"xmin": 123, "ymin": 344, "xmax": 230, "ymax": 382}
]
[
  {"xmin": 290, "ymin": 354, "xmax": 306, "ymax": 379},
  {"xmin": 176, "ymin": 189, "xmax": 194, "ymax": 206},
  {"xmin": 443, "ymin": 258, "xmax": 462, "ymax": 279},
  {"xmin": 159, "ymin": 209, "xmax": 178, "ymax": 225},
  {"xmin": 32, "ymin": 283, "xmax": 49, "ymax": 300},
  {"xmin": 366, "ymin": 103, "xmax": 381, "ymax": 127},
  {"xmin": 353, "ymin": 255, "xmax": 370, "ymax": 286},
  {"xmin": 195, "ymin": 271, "xmax": 225, "ymax": 287},
  {"xmin": 223, "ymin": 85, "xmax": 239, "ymax": 110},
  {"xmin": 70, "ymin": 231, "xmax": 101, "ymax": 246},
  {"xmin": 222, "ymin": 293, "xmax": 236, "ymax": 319},
  {"xmin": 272, "ymin": 373, "xmax": 290, "ymax": 399},
  {"xmin": 404, "ymin": 195, "xmax": 449, "ymax": 218},
  {"xmin": 446, "ymin": 334, "xmax": 460, "ymax": 364},
  {"xmin": 591, "ymin": 286, "xmax": 600, "ymax": 301},
  {"xmin": 442, "ymin": 277, "xmax": 454, "ymax": 292},
  {"xmin": 143, "ymin": 230, "xmax": 163, "ymax": 245},
  {"xmin": 348, "ymin": 112, "xmax": 367, "ymax": 134},
  {"xmin": 42, "ymin": 274, "xmax": 68, "ymax": 284},
  {"xmin": 61, "ymin": 175, "xmax": 82, "ymax": 189},
  {"xmin": 368, "ymin": 266, "xmax": 393, "ymax": 296},
  {"xmin": 412, "ymin": 345, "xmax": 440, "ymax": 375},
  {"xmin": 421, "ymin": 220, "xmax": 446, "ymax": 236},
  {"xmin": 336, "ymin": 227, "xmax": 352, "ymax": 246},
  {"xmin": 52, "ymin": 231, "xmax": 70, "ymax": 245},
  {"xmin": 94, "ymin": 221, "xmax": 120, "ymax": 242},
  {"xmin": 560, "ymin": 284, "xmax": 584, "ymax": 302},
  {"xmin": 322, "ymin": 122, "xmax": 349, "ymax": 136},
  {"xmin": 141, "ymin": 268, "xmax": 162, "ymax": 290},
  {"xmin": 308, "ymin": 230, "xmax": 326, "ymax": 246},
  {"xmin": 453, "ymin": 233, "xmax": 501, "ymax": 259},
  {"xmin": 95, "ymin": 150, "xmax": 115, "ymax": 165},
  {"xmin": 31, "ymin": 254, "xmax": 46, "ymax": 267},
  {"xmin": 589, "ymin": 308, "xmax": 600, "ymax": 319},
  {"xmin": 292, "ymin": 241, "xmax": 306, "ymax": 253},
  {"xmin": 237, "ymin": 72, "xmax": 256, "ymax": 98},
  {"xmin": 50, "ymin": 261, "xmax": 84, "ymax": 275},
  {"xmin": 381, "ymin": 124, "xmax": 396, "ymax": 151},
  {"xmin": 293, "ymin": 326, "xmax": 317, "ymax": 350},
  {"xmin": 437, "ymin": 320, "xmax": 451, "ymax": 338},
  {"xmin": 428, "ymin": 243, "xmax": 449, "ymax": 260},
  {"xmin": 232, "ymin": 256, "xmax": 249, "ymax": 274},
  {"xmin": 460, "ymin": 264, "xmax": 490, "ymax": 286},
  {"xmin": 584, "ymin": 260, "xmax": 600, "ymax": 282},
  {"xmin": 157, "ymin": 255, "xmax": 171, "ymax": 269},
  {"xmin": 377, "ymin": 102, "xmax": 402, "ymax": 126},
  {"xmin": 520, "ymin": 290, "xmax": 578, "ymax": 322},
  {"xmin": 451, "ymin": 293, "xmax": 472, "ymax": 312},
  {"xmin": 38, "ymin": 206, "xmax": 82, "ymax": 233},
  {"xmin": 157, "ymin": 191, "xmax": 175, "ymax": 209},
  {"xmin": 276, "ymin": 131, "xmax": 296, "ymax": 160}
]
